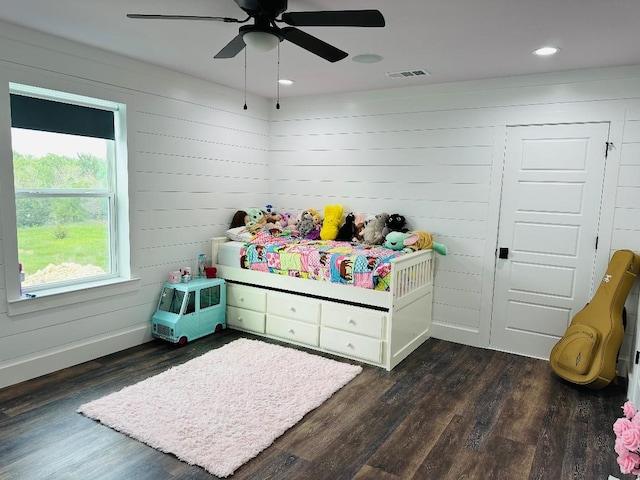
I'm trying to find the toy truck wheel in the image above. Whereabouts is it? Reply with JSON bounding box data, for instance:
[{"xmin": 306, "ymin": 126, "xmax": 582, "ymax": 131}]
[
  {"xmin": 177, "ymin": 336, "xmax": 188, "ymax": 345},
  {"xmin": 215, "ymin": 323, "xmax": 223, "ymax": 333}
]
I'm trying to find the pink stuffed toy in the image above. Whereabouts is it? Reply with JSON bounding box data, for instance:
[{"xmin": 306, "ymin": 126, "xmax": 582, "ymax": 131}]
[
  {"xmin": 279, "ymin": 212, "xmax": 293, "ymax": 228},
  {"xmin": 353, "ymin": 213, "xmax": 366, "ymax": 242}
]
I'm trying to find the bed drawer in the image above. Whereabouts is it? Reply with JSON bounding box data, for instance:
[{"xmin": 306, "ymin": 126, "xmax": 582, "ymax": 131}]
[
  {"xmin": 267, "ymin": 293, "xmax": 320, "ymax": 324},
  {"xmin": 226, "ymin": 305, "xmax": 265, "ymax": 334},
  {"xmin": 320, "ymin": 327, "xmax": 383, "ymax": 364},
  {"xmin": 321, "ymin": 304, "xmax": 386, "ymax": 339},
  {"xmin": 266, "ymin": 315, "xmax": 319, "ymax": 347},
  {"xmin": 227, "ymin": 284, "xmax": 266, "ymax": 312}
]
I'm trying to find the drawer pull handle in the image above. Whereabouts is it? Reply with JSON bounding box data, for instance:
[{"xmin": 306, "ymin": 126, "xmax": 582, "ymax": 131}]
[
  {"xmin": 348, "ymin": 319, "xmax": 356, "ymax": 325},
  {"xmin": 289, "ymin": 307, "xmax": 296, "ymax": 312},
  {"xmin": 237, "ymin": 316, "xmax": 243, "ymax": 322},
  {"xmin": 346, "ymin": 342, "xmax": 354, "ymax": 349},
  {"xmin": 239, "ymin": 297, "xmax": 245, "ymax": 302},
  {"xmin": 288, "ymin": 329, "xmax": 295, "ymax": 334}
]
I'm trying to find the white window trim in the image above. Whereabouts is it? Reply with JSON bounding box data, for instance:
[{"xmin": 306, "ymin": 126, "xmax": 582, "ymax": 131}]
[
  {"xmin": 7, "ymin": 277, "xmax": 141, "ymax": 316},
  {"xmin": 1, "ymin": 76, "xmax": 138, "ymax": 316}
]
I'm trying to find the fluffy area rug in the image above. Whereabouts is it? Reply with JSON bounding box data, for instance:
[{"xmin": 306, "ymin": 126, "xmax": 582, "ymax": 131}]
[{"xmin": 78, "ymin": 338, "xmax": 362, "ymax": 477}]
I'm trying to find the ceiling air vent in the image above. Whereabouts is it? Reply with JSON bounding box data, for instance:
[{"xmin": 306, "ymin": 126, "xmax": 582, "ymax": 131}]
[{"xmin": 385, "ymin": 69, "xmax": 431, "ymax": 79}]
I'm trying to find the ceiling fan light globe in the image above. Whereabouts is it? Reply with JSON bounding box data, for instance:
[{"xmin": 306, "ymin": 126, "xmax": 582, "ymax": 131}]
[{"xmin": 243, "ymin": 31, "xmax": 280, "ymax": 52}]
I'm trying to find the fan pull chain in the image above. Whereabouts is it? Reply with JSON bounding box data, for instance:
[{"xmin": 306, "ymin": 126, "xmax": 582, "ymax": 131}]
[
  {"xmin": 276, "ymin": 42, "xmax": 280, "ymax": 110},
  {"xmin": 243, "ymin": 49, "xmax": 248, "ymax": 110}
]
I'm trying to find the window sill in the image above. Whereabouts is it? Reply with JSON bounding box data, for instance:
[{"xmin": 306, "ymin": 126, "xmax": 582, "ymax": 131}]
[{"xmin": 7, "ymin": 277, "xmax": 141, "ymax": 317}]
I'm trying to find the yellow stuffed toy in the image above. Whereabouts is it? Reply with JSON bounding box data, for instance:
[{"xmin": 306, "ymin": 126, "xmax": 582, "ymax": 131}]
[
  {"xmin": 405, "ymin": 230, "xmax": 448, "ymax": 255},
  {"xmin": 320, "ymin": 204, "xmax": 344, "ymax": 241},
  {"xmin": 384, "ymin": 230, "xmax": 447, "ymax": 255}
]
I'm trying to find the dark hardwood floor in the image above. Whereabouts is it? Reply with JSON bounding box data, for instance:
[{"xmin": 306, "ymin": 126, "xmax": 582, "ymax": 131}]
[{"xmin": 0, "ymin": 329, "xmax": 633, "ymax": 480}]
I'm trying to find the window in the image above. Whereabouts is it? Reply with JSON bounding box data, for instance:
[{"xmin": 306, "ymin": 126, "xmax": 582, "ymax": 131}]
[
  {"xmin": 158, "ymin": 287, "xmax": 185, "ymax": 315},
  {"xmin": 9, "ymin": 83, "xmax": 126, "ymax": 293},
  {"xmin": 200, "ymin": 285, "xmax": 221, "ymax": 309},
  {"xmin": 185, "ymin": 292, "xmax": 196, "ymax": 315}
]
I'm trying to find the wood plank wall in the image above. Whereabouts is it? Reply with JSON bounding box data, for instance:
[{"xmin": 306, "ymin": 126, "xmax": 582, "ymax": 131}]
[
  {"xmin": 268, "ymin": 109, "xmax": 492, "ymax": 340},
  {"xmin": 3, "ymin": 17, "xmax": 640, "ymax": 387},
  {"xmin": 268, "ymin": 75, "xmax": 640, "ymax": 367},
  {"xmin": 616, "ymin": 107, "xmax": 640, "ymax": 373},
  {"xmin": 0, "ymin": 21, "xmax": 271, "ymax": 387}
]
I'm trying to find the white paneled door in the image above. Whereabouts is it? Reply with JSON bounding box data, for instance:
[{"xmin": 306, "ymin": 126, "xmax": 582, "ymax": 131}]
[{"xmin": 490, "ymin": 122, "xmax": 610, "ymax": 359}]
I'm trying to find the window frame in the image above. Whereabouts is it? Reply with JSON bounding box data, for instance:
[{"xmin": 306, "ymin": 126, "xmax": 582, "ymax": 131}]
[
  {"xmin": 13, "ymin": 141, "xmax": 118, "ymax": 291},
  {"xmin": 0, "ymin": 77, "xmax": 138, "ymax": 316}
]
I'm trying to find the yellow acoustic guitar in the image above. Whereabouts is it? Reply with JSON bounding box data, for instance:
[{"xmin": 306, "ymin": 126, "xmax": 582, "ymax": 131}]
[{"xmin": 550, "ymin": 249, "xmax": 639, "ymax": 389}]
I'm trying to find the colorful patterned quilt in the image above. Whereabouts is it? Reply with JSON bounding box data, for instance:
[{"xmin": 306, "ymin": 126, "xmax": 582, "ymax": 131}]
[{"xmin": 239, "ymin": 230, "xmax": 405, "ymax": 291}]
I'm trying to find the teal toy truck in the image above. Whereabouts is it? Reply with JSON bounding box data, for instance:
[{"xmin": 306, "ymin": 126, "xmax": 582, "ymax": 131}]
[{"xmin": 152, "ymin": 278, "xmax": 226, "ymax": 344}]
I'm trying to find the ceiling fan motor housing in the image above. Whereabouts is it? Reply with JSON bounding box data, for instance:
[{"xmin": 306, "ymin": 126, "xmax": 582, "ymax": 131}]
[{"xmin": 235, "ymin": 0, "xmax": 288, "ymax": 18}]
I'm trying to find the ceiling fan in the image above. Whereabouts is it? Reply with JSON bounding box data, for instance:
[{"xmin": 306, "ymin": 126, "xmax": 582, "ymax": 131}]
[{"xmin": 127, "ymin": 0, "xmax": 385, "ymax": 63}]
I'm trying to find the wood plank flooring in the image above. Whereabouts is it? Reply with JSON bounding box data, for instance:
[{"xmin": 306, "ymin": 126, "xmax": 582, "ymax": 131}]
[{"xmin": 0, "ymin": 330, "xmax": 634, "ymax": 480}]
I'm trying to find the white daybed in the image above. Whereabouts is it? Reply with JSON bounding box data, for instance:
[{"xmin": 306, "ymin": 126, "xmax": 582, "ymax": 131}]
[{"xmin": 211, "ymin": 236, "xmax": 434, "ymax": 370}]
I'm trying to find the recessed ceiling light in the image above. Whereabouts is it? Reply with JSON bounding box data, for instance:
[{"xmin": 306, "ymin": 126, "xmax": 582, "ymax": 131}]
[
  {"xmin": 533, "ymin": 46, "xmax": 560, "ymax": 56},
  {"xmin": 352, "ymin": 54, "xmax": 383, "ymax": 64},
  {"xmin": 278, "ymin": 79, "xmax": 294, "ymax": 85}
]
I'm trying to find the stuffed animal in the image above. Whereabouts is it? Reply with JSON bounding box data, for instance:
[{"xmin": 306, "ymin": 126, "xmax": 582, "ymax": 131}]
[
  {"xmin": 267, "ymin": 212, "xmax": 282, "ymax": 224},
  {"xmin": 384, "ymin": 230, "xmax": 447, "ymax": 255},
  {"xmin": 279, "ymin": 212, "xmax": 294, "ymax": 228},
  {"xmin": 363, "ymin": 213, "xmax": 390, "ymax": 245},
  {"xmin": 308, "ymin": 209, "xmax": 321, "ymax": 225},
  {"xmin": 361, "ymin": 215, "xmax": 376, "ymax": 244},
  {"xmin": 289, "ymin": 212, "xmax": 302, "ymax": 232},
  {"xmin": 336, "ymin": 212, "xmax": 356, "ymax": 241},
  {"xmin": 306, "ymin": 209, "xmax": 322, "ymax": 239},
  {"xmin": 408, "ymin": 230, "xmax": 447, "ymax": 255},
  {"xmin": 353, "ymin": 213, "xmax": 366, "ymax": 242},
  {"xmin": 230, "ymin": 210, "xmax": 248, "ymax": 229},
  {"xmin": 296, "ymin": 210, "xmax": 317, "ymax": 238},
  {"xmin": 264, "ymin": 204, "xmax": 276, "ymax": 216},
  {"xmin": 244, "ymin": 208, "xmax": 267, "ymax": 233},
  {"xmin": 384, "ymin": 231, "xmax": 415, "ymax": 252},
  {"xmin": 287, "ymin": 212, "xmax": 298, "ymax": 229},
  {"xmin": 262, "ymin": 204, "xmax": 281, "ymax": 224},
  {"xmin": 386, "ymin": 213, "xmax": 408, "ymax": 233},
  {"xmin": 320, "ymin": 204, "xmax": 344, "ymax": 241}
]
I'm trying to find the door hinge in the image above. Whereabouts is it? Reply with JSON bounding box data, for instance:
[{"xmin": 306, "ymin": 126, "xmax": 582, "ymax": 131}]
[
  {"xmin": 595, "ymin": 236, "xmax": 599, "ymax": 250},
  {"xmin": 605, "ymin": 141, "xmax": 614, "ymax": 158}
]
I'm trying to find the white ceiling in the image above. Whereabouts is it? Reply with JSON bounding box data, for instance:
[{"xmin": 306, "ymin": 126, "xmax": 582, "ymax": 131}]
[{"xmin": 2, "ymin": 0, "xmax": 640, "ymax": 99}]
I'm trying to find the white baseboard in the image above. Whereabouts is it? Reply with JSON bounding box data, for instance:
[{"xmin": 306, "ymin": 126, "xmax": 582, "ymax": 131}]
[
  {"xmin": 430, "ymin": 321, "xmax": 481, "ymax": 347},
  {"xmin": 0, "ymin": 325, "xmax": 152, "ymax": 389}
]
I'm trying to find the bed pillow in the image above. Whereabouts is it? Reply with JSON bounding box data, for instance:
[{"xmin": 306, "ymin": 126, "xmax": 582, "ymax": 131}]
[{"xmin": 225, "ymin": 226, "xmax": 254, "ymax": 242}]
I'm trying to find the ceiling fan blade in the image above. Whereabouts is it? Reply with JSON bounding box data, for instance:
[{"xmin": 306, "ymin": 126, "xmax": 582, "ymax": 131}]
[
  {"xmin": 214, "ymin": 34, "xmax": 246, "ymax": 59},
  {"xmin": 281, "ymin": 10, "xmax": 385, "ymax": 27},
  {"xmin": 127, "ymin": 14, "xmax": 244, "ymax": 23},
  {"xmin": 281, "ymin": 27, "xmax": 347, "ymax": 63}
]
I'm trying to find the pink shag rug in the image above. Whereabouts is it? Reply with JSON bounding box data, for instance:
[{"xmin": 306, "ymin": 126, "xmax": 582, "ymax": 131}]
[{"xmin": 78, "ymin": 338, "xmax": 362, "ymax": 477}]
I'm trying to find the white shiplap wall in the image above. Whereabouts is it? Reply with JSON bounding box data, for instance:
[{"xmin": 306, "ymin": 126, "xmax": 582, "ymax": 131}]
[
  {"xmin": 268, "ymin": 69, "xmax": 640, "ymax": 368},
  {"xmin": 3, "ymin": 18, "xmax": 640, "ymax": 388},
  {"xmin": 0, "ymin": 20, "xmax": 270, "ymax": 388},
  {"xmin": 616, "ymin": 106, "xmax": 640, "ymax": 380},
  {"xmin": 269, "ymin": 112, "xmax": 493, "ymax": 341}
]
